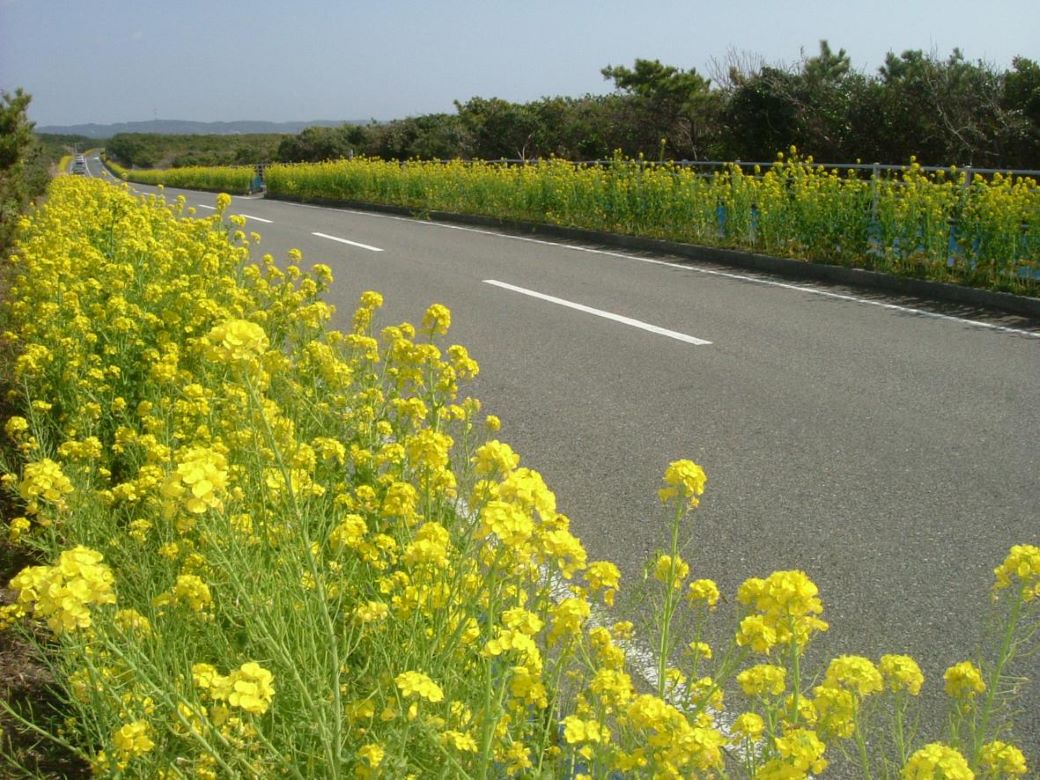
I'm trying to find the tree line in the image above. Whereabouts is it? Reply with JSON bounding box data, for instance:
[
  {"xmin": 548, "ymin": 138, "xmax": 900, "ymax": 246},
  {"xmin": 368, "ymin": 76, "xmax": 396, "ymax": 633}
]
[
  {"xmin": 279, "ymin": 43, "xmax": 1040, "ymax": 169},
  {"xmin": 103, "ymin": 133, "xmax": 285, "ymax": 169},
  {"xmin": 1, "ymin": 90, "xmax": 59, "ymax": 253}
]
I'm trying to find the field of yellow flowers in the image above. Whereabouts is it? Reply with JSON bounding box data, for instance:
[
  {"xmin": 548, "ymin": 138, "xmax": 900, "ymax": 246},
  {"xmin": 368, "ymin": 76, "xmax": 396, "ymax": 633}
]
[
  {"xmin": 259, "ymin": 153, "xmax": 1040, "ymax": 296},
  {"xmin": 103, "ymin": 156, "xmax": 255, "ymax": 195},
  {"xmin": 0, "ymin": 175, "xmax": 1037, "ymax": 778}
]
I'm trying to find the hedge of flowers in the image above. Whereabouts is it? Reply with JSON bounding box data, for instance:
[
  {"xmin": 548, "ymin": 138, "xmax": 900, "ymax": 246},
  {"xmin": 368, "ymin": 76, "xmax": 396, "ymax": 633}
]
[
  {"xmin": 263, "ymin": 153, "xmax": 1040, "ymax": 296},
  {"xmin": 0, "ymin": 176, "xmax": 1036, "ymax": 778},
  {"xmin": 102, "ymin": 156, "xmax": 255, "ymax": 195}
]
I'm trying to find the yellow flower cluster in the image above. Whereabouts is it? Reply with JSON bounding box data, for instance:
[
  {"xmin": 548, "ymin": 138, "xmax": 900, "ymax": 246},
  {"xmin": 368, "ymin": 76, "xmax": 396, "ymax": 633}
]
[
  {"xmin": 162, "ymin": 446, "xmax": 229, "ymax": 515},
  {"xmin": 421, "ymin": 303, "xmax": 452, "ymax": 336},
  {"xmin": 980, "ymin": 741, "xmax": 1029, "ymax": 777},
  {"xmin": 9, "ymin": 546, "xmax": 116, "ymax": 633},
  {"xmin": 762, "ymin": 728, "xmax": 829, "ymax": 777},
  {"xmin": 944, "ymin": 660, "xmax": 986, "ymax": 700},
  {"xmin": 204, "ymin": 318, "xmax": 269, "ymax": 367},
  {"xmin": 193, "ymin": 661, "xmax": 276, "ymax": 715},
  {"xmin": 16, "ymin": 457, "xmax": 74, "ymax": 514},
  {"xmin": 155, "ymin": 573, "xmax": 213, "ymax": 612},
  {"xmin": 993, "ymin": 544, "xmax": 1040, "ymax": 601},
  {"xmin": 657, "ymin": 458, "xmax": 707, "ymax": 509},
  {"xmin": 902, "ymin": 743, "xmax": 973, "ymax": 779},
  {"xmin": 879, "ymin": 654, "xmax": 925, "ymax": 696},
  {"xmin": 395, "ymin": 670, "xmax": 445, "ymax": 703},
  {"xmin": 811, "ymin": 656, "xmax": 883, "ymax": 740},
  {"xmin": 112, "ymin": 720, "xmax": 155, "ymax": 766},
  {"xmin": 737, "ymin": 663, "xmax": 786, "ymax": 697},
  {"xmin": 736, "ymin": 569, "xmax": 829, "ymax": 653}
]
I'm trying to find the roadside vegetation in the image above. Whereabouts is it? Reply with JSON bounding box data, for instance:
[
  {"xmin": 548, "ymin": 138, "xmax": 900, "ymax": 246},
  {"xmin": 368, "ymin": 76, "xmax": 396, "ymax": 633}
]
[
  {"xmin": 103, "ymin": 156, "xmax": 256, "ymax": 195},
  {"xmin": 264, "ymin": 153, "xmax": 1040, "ymax": 296},
  {"xmin": 1, "ymin": 175, "xmax": 1036, "ymax": 777}
]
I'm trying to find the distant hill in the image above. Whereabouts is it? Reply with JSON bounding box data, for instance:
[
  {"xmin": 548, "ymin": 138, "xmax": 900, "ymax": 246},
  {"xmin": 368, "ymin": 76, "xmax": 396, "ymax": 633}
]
[{"xmin": 37, "ymin": 119, "xmax": 365, "ymax": 139}]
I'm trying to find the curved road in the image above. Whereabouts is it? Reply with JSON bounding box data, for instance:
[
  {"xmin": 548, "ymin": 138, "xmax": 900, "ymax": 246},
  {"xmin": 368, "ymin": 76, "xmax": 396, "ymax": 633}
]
[{"xmin": 84, "ymin": 156, "xmax": 1040, "ymax": 750}]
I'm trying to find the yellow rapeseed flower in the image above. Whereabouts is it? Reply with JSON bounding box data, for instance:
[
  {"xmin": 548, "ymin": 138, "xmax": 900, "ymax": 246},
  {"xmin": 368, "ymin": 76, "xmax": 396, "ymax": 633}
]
[
  {"xmin": 168, "ymin": 574, "xmax": 213, "ymax": 612},
  {"xmin": 879, "ymin": 654, "xmax": 925, "ymax": 696},
  {"xmin": 205, "ymin": 318, "xmax": 269, "ymax": 366},
  {"xmin": 813, "ymin": 684, "xmax": 857, "ymax": 739},
  {"xmin": 112, "ymin": 720, "xmax": 154, "ymax": 762},
  {"xmin": 762, "ymin": 728, "xmax": 827, "ymax": 776},
  {"xmin": 585, "ymin": 561, "xmax": 621, "ymax": 606},
  {"xmin": 944, "ymin": 661, "xmax": 986, "ymax": 699},
  {"xmin": 822, "ymin": 655, "xmax": 883, "ymax": 698},
  {"xmin": 657, "ymin": 459, "xmax": 707, "ymax": 509},
  {"xmin": 227, "ymin": 661, "xmax": 276, "ymax": 715},
  {"xmin": 422, "ymin": 303, "xmax": 452, "ymax": 336},
  {"xmin": 736, "ymin": 663, "xmax": 786, "ymax": 697},
  {"xmin": 18, "ymin": 458, "xmax": 74, "ymax": 513},
  {"xmin": 9, "ymin": 546, "xmax": 116, "ymax": 634},
  {"xmin": 562, "ymin": 715, "xmax": 610, "ymax": 745},
  {"xmin": 993, "ymin": 544, "xmax": 1040, "ymax": 601},
  {"xmin": 652, "ymin": 553, "xmax": 689, "ymax": 589},
  {"xmin": 687, "ymin": 578, "xmax": 720, "ymax": 608},
  {"xmin": 472, "ymin": 440, "xmax": 520, "ymax": 477},
  {"xmin": 731, "ymin": 712, "xmax": 765, "ymax": 743},
  {"xmin": 902, "ymin": 743, "xmax": 973, "ymax": 779},
  {"xmin": 980, "ymin": 741, "xmax": 1028, "ymax": 777},
  {"xmin": 395, "ymin": 670, "xmax": 444, "ymax": 703}
]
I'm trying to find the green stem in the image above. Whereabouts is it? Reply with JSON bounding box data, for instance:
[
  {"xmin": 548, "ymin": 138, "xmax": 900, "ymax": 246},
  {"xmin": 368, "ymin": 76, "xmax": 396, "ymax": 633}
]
[
  {"xmin": 972, "ymin": 585, "xmax": 1024, "ymax": 764},
  {"xmin": 475, "ymin": 545, "xmax": 508, "ymax": 780},
  {"xmin": 656, "ymin": 502, "xmax": 683, "ymax": 698},
  {"xmin": 892, "ymin": 696, "xmax": 908, "ymax": 765},
  {"xmin": 853, "ymin": 705, "xmax": 873, "ymax": 780},
  {"xmin": 246, "ymin": 377, "xmax": 343, "ymax": 773},
  {"xmin": 534, "ymin": 642, "xmax": 575, "ymax": 776},
  {"xmin": 787, "ymin": 616, "xmax": 802, "ymax": 726}
]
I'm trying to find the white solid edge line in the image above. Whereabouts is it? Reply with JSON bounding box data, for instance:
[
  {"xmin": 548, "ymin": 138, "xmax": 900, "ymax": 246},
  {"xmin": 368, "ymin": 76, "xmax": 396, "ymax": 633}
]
[
  {"xmin": 452, "ymin": 225, "xmax": 1040, "ymax": 340},
  {"xmin": 237, "ymin": 213, "xmax": 273, "ymax": 223},
  {"xmin": 196, "ymin": 204, "xmax": 217, "ymax": 210},
  {"xmin": 276, "ymin": 201, "xmax": 1039, "ymax": 339},
  {"xmin": 485, "ymin": 279, "xmax": 712, "ymax": 345},
  {"xmin": 312, "ymin": 231, "xmax": 383, "ymax": 252}
]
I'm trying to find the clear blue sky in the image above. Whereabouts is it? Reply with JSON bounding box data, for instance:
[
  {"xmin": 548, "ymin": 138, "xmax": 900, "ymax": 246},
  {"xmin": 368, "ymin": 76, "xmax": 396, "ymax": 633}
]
[{"xmin": 2, "ymin": 0, "xmax": 1037, "ymax": 127}]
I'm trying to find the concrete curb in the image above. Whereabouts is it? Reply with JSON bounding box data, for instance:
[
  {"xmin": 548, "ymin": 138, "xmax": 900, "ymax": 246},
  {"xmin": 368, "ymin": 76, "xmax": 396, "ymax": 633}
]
[{"xmin": 265, "ymin": 193, "xmax": 1040, "ymax": 320}]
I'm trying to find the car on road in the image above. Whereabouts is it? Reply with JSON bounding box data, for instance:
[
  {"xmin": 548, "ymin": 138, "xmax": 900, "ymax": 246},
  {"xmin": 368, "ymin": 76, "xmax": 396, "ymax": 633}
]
[{"xmin": 71, "ymin": 156, "xmax": 88, "ymax": 175}]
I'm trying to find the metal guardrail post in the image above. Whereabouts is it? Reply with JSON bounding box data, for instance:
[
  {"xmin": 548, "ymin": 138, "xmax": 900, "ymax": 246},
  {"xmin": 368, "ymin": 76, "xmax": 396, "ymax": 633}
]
[
  {"xmin": 947, "ymin": 218, "xmax": 960, "ymax": 268},
  {"xmin": 871, "ymin": 163, "xmax": 880, "ymax": 221}
]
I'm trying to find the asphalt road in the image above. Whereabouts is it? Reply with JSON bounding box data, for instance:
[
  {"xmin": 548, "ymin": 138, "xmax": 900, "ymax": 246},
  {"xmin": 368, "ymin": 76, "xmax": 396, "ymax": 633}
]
[{"xmin": 84, "ymin": 156, "xmax": 1040, "ymax": 752}]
